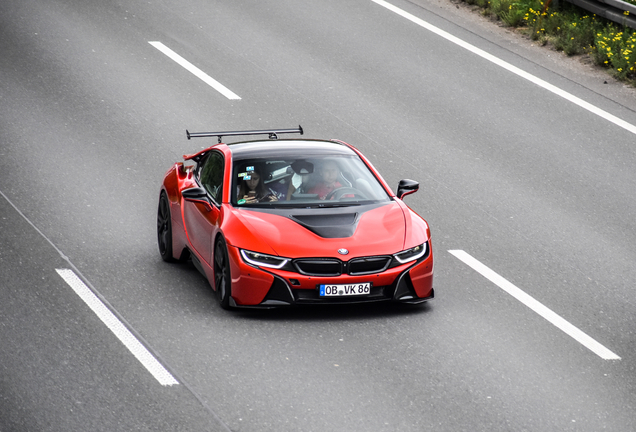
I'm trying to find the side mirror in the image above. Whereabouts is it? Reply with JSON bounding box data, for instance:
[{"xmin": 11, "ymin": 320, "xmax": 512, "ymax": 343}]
[{"xmin": 397, "ymin": 179, "xmax": 419, "ymax": 200}]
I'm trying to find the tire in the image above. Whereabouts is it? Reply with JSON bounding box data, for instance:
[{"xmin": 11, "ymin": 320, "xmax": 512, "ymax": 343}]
[
  {"xmin": 214, "ymin": 237, "xmax": 232, "ymax": 309},
  {"xmin": 157, "ymin": 191, "xmax": 176, "ymax": 262}
]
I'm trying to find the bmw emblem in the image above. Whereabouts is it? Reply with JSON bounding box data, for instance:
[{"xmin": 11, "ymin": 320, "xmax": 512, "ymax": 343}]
[{"xmin": 338, "ymin": 248, "xmax": 349, "ymax": 255}]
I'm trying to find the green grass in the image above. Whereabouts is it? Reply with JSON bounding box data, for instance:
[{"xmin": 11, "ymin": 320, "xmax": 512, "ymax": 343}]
[{"xmin": 461, "ymin": 0, "xmax": 636, "ymax": 85}]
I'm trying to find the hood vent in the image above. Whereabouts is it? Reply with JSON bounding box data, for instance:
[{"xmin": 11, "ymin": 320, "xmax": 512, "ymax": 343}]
[{"xmin": 290, "ymin": 213, "xmax": 359, "ymax": 238}]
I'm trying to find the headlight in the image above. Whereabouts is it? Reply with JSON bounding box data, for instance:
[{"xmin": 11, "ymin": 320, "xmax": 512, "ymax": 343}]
[
  {"xmin": 240, "ymin": 249, "xmax": 290, "ymax": 269},
  {"xmin": 393, "ymin": 243, "xmax": 427, "ymax": 264}
]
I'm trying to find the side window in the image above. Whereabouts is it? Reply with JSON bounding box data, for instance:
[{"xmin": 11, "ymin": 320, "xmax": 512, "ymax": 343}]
[{"xmin": 198, "ymin": 151, "xmax": 224, "ymax": 204}]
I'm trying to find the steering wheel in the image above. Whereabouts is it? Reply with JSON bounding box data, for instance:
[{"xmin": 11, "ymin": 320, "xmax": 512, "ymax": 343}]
[{"xmin": 324, "ymin": 187, "xmax": 368, "ymax": 201}]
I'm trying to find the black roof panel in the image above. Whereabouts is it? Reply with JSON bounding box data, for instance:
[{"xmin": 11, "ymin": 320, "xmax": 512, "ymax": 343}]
[{"xmin": 228, "ymin": 139, "xmax": 356, "ymax": 159}]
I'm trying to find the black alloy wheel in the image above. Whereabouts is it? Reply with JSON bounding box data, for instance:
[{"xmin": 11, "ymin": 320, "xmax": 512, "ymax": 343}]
[
  {"xmin": 157, "ymin": 192, "xmax": 175, "ymax": 262},
  {"xmin": 214, "ymin": 237, "xmax": 232, "ymax": 309}
]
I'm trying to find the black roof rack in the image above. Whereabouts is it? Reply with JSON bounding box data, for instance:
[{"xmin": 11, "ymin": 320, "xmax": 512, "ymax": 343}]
[{"xmin": 186, "ymin": 126, "xmax": 303, "ymax": 143}]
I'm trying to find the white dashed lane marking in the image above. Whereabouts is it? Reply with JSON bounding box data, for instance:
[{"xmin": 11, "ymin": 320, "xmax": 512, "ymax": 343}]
[
  {"xmin": 449, "ymin": 250, "xmax": 621, "ymax": 360},
  {"xmin": 372, "ymin": 0, "xmax": 636, "ymax": 136},
  {"xmin": 56, "ymin": 268, "xmax": 179, "ymax": 386},
  {"xmin": 149, "ymin": 41, "xmax": 241, "ymax": 100}
]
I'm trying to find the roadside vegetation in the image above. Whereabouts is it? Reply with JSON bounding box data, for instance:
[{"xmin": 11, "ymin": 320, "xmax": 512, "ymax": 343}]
[{"xmin": 458, "ymin": 0, "xmax": 636, "ymax": 85}]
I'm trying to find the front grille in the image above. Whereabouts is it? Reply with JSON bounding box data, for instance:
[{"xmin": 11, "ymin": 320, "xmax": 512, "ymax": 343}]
[
  {"xmin": 294, "ymin": 259, "xmax": 342, "ymax": 276},
  {"xmin": 348, "ymin": 256, "xmax": 391, "ymax": 275},
  {"xmin": 293, "ymin": 256, "xmax": 392, "ymax": 276}
]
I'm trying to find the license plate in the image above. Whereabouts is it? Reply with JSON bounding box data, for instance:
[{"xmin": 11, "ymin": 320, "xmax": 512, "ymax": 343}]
[{"xmin": 319, "ymin": 283, "xmax": 371, "ymax": 297}]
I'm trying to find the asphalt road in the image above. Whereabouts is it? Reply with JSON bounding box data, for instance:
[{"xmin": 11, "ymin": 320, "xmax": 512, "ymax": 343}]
[{"xmin": 1, "ymin": 0, "xmax": 635, "ymax": 431}]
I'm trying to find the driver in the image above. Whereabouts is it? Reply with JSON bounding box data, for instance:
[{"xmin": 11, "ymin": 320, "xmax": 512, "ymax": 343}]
[{"xmin": 307, "ymin": 160, "xmax": 342, "ymax": 200}]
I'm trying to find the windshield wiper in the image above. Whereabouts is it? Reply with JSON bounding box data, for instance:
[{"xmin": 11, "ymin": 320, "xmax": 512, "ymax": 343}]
[{"xmin": 317, "ymin": 203, "xmax": 361, "ymax": 208}]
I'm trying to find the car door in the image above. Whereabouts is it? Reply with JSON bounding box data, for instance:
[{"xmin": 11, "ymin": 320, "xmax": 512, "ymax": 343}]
[{"xmin": 182, "ymin": 151, "xmax": 223, "ymax": 266}]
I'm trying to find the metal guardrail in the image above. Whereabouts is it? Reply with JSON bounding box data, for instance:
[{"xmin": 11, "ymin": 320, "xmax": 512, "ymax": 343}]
[{"xmin": 564, "ymin": 0, "xmax": 636, "ymax": 29}]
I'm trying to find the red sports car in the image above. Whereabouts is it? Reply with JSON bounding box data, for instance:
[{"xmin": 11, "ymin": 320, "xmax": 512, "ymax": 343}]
[{"xmin": 157, "ymin": 127, "xmax": 434, "ymax": 309}]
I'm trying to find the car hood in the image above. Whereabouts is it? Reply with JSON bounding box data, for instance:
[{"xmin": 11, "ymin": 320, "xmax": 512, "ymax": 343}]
[{"xmin": 230, "ymin": 202, "xmax": 407, "ymax": 258}]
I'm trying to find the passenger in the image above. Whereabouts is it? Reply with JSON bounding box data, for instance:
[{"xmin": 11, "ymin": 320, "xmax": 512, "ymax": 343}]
[
  {"xmin": 237, "ymin": 167, "xmax": 278, "ymax": 203},
  {"xmin": 307, "ymin": 160, "xmax": 342, "ymax": 200}
]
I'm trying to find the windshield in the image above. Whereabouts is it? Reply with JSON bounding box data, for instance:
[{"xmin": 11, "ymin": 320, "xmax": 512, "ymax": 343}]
[{"xmin": 231, "ymin": 155, "xmax": 391, "ymax": 207}]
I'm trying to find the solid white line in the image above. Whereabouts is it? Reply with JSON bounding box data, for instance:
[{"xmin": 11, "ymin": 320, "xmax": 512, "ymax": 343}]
[
  {"xmin": 371, "ymin": 0, "xmax": 636, "ymax": 136},
  {"xmin": 448, "ymin": 250, "xmax": 621, "ymax": 360},
  {"xmin": 149, "ymin": 41, "xmax": 241, "ymax": 100},
  {"xmin": 56, "ymin": 269, "xmax": 179, "ymax": 386}
]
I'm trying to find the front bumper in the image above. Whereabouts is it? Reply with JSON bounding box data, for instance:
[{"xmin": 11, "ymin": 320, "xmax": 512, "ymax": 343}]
[{"xmin": 227, "ymin": 245, "xmax": 434, "ymax": 308}]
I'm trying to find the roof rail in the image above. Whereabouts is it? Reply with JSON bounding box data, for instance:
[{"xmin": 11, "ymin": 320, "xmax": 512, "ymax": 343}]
[{"xmin": 186, "ymin": 126, "xmax": 303, "ymax": 143}]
